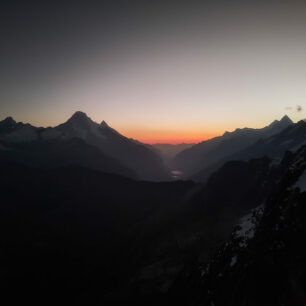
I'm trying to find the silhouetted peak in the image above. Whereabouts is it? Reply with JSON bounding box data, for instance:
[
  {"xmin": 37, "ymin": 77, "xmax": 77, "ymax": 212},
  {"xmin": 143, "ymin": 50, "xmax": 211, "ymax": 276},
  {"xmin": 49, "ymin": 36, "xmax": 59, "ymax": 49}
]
[
  {"xmin": 65, "ymin": 111, "xmax": 97, "ymax": 127},
  {"xmin": 2, "ymin": 116, "xmax": 16, "ymax": 125},
  {"xmin": 280, "ymin": 115, "xmax": 293, "ymax": 125},
  {"xmin": 70, "ymin": 111, "xmax": 90, "ymax": 121},
  {"xmin": 100, "ymin": 120, "xmax": 110, "ymax": 128},
  {"xmin": 100, "ymin": 120, "xmax": 122, "ymax": 136},
  {"xmin": 0, "ymin": 116, "xmax": 17, "ymax": 129},
  {"xmin": 269, "ymin": 115, "xmax": 293, "ymax": 128},
  {"xmin": 269, "ymin": 119, "xmax": 279, "ymax": 126}
]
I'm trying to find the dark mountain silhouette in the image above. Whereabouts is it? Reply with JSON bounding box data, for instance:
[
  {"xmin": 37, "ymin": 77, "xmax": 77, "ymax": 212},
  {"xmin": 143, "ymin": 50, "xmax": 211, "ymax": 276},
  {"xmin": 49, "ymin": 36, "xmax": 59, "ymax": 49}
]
[
  {"xmin": 0, "ymin": 138, "xmax": 136, "ymax": 178},
  {"xmin": 173, "ymin": 115, "xmax": 293, "ymax": 179},
  {"xmin": 194, "ymin": 119, "xmax": 306, "ymax": 181},
  {"xmin": 115, "ymin": 146, "xmax": 305, "ymax": 305},
  {"xmin": 0, "ymin": 162, "xmax": 197, "ymax": 305},
  {"xmin": 1, "ymin": 114, "xmax": 305, "ymax": 305},
  {"xmin": 0, "ymin": 112, "xmax": 170, "ymax": 180},
  {"xmin": 176, "ymin": 145, "xmax": 306, "ymax": 306},
  {"xmin": 2, "ymin": 156, "xmax": 283, "ymax": 305},
  {"xmin": 0, "ymin": 116, "xmax": 38, "ymax": 142},
  {"xmin": 231, "ymin": 119, "xmax": 306, "ymax": 160},
  {"xmin": 109, "ymin": 152, "xmax": 293, "ymax": 304}
]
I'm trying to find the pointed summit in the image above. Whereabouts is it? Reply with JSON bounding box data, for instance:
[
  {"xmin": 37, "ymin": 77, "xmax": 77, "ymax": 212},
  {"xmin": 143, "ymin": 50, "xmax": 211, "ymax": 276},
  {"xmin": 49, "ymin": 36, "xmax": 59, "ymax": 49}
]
[
  {"xmin": 100, "ymin": 120, "xmax": 110, "ymax": 128},
  {"xmin": 0, "ymin": 116, "xmax": 17, "ymax": 131},
  {"xmin": 69, "ymin": 111, "xmax": 90, "ymax": 122},
  {"xmin": 56, "ymin": 111, "xmax": 100, "ymax": 134},
  {"xmin": 100, "ymin": 120, "xmax": 122, "ymax": 137},
  {"xmin": 280, "ymin": 115, "xmax": 293, "ymax": 125},
  {"xmin": 4, "ymin": 116, "xmax": 16, "ymax": 123},
  {"xmin": 64, "ymin": 111, "xmax": 98, "ymax": 128},
  {"xmin": 268, "ymin": 115, "xmax": 293, "ymax": 129}
]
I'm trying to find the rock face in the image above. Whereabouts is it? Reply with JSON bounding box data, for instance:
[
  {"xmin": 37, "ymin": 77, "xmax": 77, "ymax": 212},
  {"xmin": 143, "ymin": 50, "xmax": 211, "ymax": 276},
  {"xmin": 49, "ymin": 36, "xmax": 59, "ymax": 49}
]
[
  {"xmin": 107, "ymin": 146, "xmax": 306, "ymax": 306},
  {"xmin": 173, "ymin": 115, "xmax": 293, "ymax": 180},
  {"xmin": 0, "ymin": 112, "xmax": 170, "ymax": 181},
  {"xmin": 169, "ymin": 146, "xmax": 306, "ymax": 306},
  {"xmin": 100, "ymin": 155, "xmax": 294, "ymax": 305}
]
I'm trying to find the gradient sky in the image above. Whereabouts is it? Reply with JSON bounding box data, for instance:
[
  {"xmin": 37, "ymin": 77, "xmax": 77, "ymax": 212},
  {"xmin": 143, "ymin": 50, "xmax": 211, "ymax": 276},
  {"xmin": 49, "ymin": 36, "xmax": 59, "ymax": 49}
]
[{"xmin": 1, "ymin": 0, "xmax": 306, "ymax": 144}]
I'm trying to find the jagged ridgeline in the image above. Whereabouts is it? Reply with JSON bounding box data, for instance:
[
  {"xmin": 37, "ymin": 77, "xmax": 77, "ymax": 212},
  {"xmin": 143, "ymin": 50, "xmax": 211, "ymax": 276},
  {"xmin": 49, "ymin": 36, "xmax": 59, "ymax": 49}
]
[
  {"xmin": 0, "ymin": 112, "xmax": 170, "ymax": 181},
  {"xmin": 173, "ymin": 115, "xmax": 296, "ymax": 181}
]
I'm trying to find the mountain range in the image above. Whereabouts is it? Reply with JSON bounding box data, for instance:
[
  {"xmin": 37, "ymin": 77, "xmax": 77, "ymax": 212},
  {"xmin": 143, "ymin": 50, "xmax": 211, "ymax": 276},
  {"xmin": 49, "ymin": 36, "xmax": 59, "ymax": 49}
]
[
  {"xmin": 0, "ymin": 111, "xmax": 169, "ymax": 181},
  {"xmin": 173, "ymin": 115, "xmax": 299, "ymax": 181},
  {"xmin": 1, "ymin": 112, "xmax": 306, "ymax": 305},
  {"xmin": 2, "ymin": 113, "xmax": 303, "ymax": 184}
]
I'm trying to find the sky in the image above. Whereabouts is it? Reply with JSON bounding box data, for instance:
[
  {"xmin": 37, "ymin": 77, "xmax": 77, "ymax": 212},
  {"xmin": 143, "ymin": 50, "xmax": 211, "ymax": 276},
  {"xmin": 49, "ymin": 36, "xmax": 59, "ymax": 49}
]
[{"xmin": 1, "ymin": 0, "xmax": 306, "ymax": 144}]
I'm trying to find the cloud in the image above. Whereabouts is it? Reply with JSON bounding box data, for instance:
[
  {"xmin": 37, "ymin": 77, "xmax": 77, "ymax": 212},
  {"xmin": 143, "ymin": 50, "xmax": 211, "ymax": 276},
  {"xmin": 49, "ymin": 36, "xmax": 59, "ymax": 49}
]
[
  {"xmin": 285, "ymin": 106, "xmax": 292, "ymax": 110},
  {"xmin": 297, "ymin": 105, "xmax": 303, "ymax": 112}
]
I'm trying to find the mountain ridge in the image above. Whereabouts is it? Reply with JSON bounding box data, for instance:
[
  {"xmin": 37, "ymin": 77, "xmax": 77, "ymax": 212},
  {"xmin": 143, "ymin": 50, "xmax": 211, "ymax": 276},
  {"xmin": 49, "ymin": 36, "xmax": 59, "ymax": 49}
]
[
  {"xmin": 173, "ymin": 115, "xmax": 294, "ymax": 179},
  {"xmin": 0, "ymin": 111, "xmax": 169, "ymax": 181},
  {"xmin": 193, "ymin": 119, "xmax": 306, "ymax": 181}
]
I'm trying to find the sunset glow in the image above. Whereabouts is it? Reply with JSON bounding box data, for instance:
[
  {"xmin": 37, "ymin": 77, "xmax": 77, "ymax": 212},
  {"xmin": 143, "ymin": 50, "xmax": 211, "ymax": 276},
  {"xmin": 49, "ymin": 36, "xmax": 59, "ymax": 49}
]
[{"xmin": 1, "ymin": 1, "xmax": 306, "ymax": 144}]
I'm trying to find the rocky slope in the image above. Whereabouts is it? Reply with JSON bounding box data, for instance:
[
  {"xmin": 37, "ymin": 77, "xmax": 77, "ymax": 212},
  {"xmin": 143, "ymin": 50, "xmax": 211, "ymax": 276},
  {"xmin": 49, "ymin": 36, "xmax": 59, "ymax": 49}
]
[{"xmin": 172, "ymin": 146, "xmax": 306, "ymax": 306}]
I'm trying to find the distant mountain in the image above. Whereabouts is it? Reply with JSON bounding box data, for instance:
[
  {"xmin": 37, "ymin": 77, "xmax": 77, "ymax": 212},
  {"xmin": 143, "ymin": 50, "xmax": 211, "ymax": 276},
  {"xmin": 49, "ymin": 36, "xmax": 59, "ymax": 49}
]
[
  {"xmin": 0, "ymin": 116, "xmax": 38, "ymax": 142},
  {"xmin": 152, "ymin": 143, "xmax": 195, "ymax": 166},
  {"xmin": 232, "ymin": 119, "xmax": 306, "ymax": 160},
  {"xmin": 173, "ymin": 115, "xmax": 293, "ymax": 179},
  {"xmin": 194, "ymin": 119, "xmax": 306, "ymax": 181},
  {"xmin": 0, "ymin": 112, "xmax": 170, "ymax": 181}
]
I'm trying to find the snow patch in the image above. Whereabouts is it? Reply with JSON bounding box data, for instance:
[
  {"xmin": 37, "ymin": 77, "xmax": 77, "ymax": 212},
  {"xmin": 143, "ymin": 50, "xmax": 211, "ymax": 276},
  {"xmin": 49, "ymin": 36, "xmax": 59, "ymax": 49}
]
[
  {"xmin": 234, "ymin": 205, "xmax": 264, "ymax": 247},
  {"xmin": 236, "ymin": 213, "xmax": 255, "ymax": 241}
]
